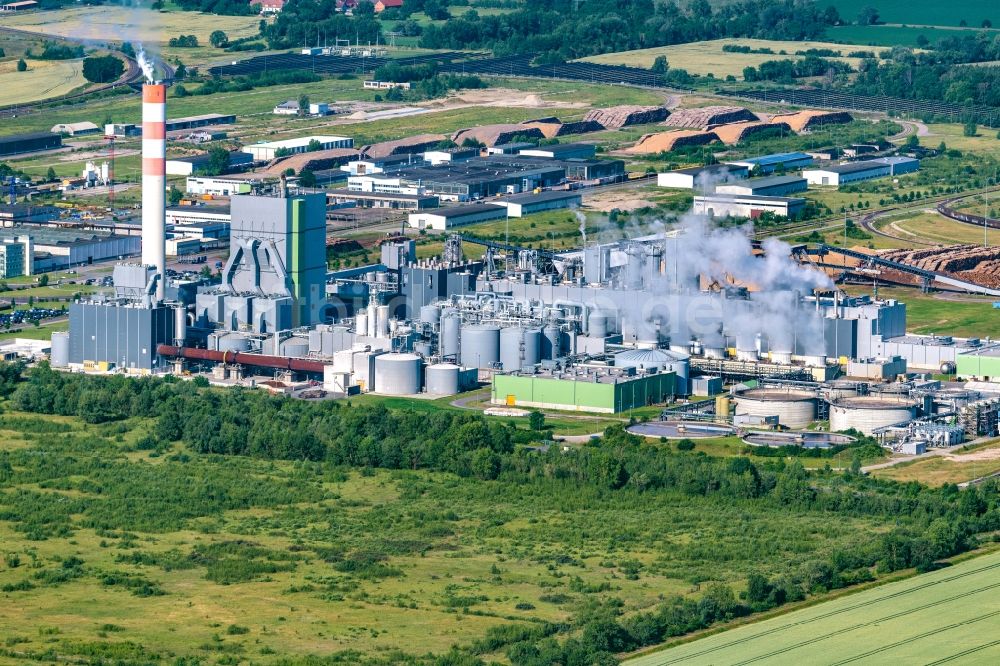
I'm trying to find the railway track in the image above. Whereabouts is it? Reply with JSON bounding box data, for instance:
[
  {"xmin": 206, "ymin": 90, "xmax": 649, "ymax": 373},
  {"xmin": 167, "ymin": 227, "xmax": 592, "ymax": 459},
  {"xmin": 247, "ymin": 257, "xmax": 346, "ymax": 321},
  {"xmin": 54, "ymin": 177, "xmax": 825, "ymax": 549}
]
[{"xmin": 937, "ymin": 191, "xmax": 1000, "ymax": 230}]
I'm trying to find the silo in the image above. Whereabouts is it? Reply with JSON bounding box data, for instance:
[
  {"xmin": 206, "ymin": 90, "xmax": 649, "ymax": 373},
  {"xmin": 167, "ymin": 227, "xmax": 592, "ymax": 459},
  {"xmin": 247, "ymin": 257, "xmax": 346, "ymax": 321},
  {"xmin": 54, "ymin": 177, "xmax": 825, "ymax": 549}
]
[
  {"xmin": 460, "ymin": 324, "xmax": 500, "ymax": 369},
  {"xmin": 542, "ymin": 323, "xmax": 561, "ymax": 360},
  {"xmin": 376, "ymin": 305, "xmax": 390, "ymax": 338},
  {"xmin": 373, "ymin": 353, "xmax": 423, "ymax": 395},
  {"xmin": 366, "ymin": 301, "xmax": 377, "ymax": 337},
  {"xmin": 734, "ymin": 388, "xmax": 816, "ymax": 429},
  {"xmin": 829, "ymin": 396, "xmax": 917, "ymax": 435},
  {"xmin": 50, "ymin": 332, "xmax": 69, "ymax": 368},
  {"xmin": 588, "ymin": 310, "xmax": 608, "ymax": 339},
  {"xmin": 217, "ymin": 333, "xmax": 250, "ymax": 353},
  {"xmin": 426, "ymin": 362, "xmax": 461, "ymax": 395},
  {"xmin": 413, "ymin": 340, "xmax": 433, "ymax": 358},
  {"xmin": 770, "ymin": 350, "xmax": 793, "ymax": 365},
  {"xmin": 500, "ymin": 327, "xmax": 541, "ymax": 371},
  {"xmin": 420, "ymin": 305, "xmax": 440, "ymax": 326},
  {"xmin": 174, "ymin": 306, "xmax": 187, "ymax": 346},
  {"xmin": 355, "ymin": 311, "xmax": 368, "ymax": 336},
  {"xmin": 280, "ymin": 336, "xmax": 310, "ymax": 358},
  {"xmin": 440, "ymin": 313, "xmax": 460, "ymax": 357}
]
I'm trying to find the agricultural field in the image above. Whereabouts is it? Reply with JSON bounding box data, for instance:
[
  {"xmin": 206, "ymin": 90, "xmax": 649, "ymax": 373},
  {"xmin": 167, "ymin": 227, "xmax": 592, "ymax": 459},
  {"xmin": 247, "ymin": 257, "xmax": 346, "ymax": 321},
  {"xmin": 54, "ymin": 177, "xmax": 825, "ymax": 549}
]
[
  {"xmin": 0, "ymin": 6, "xmax": 262, "ymax": 67},
  {"xmin": 580, "ymin": 39, "xmax": 892, "ymax": 79},
  {"xmin": 626, "ymin": 546, "xmax": 1000, "ymax": 666},
  {"xmin": 821, "ymin": 0, "xmax": 1000, "ymax": 28},
  {"xmin": 824, "ymin": 24, "xmax": 978, "ymax": 48},
  {"xmin": 0, "ymin": 58, "xmax": 86, "ymax": 106}
]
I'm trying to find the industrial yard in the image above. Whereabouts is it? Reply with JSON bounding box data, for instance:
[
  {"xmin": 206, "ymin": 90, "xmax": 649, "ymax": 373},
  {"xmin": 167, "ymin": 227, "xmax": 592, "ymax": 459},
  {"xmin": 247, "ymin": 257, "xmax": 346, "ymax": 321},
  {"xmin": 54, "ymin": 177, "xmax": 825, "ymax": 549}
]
[{"xmin": 2, "ymin": 0, "xmax": 1000, "ymax": 663}]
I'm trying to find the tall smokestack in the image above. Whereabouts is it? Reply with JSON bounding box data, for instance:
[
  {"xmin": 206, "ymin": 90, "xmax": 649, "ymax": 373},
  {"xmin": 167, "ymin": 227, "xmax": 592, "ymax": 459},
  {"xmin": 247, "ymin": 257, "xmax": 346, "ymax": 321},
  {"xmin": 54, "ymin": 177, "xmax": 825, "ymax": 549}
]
[{"xmin": 142, "ymin": 83, "xmax": 166, "ymax": 300}]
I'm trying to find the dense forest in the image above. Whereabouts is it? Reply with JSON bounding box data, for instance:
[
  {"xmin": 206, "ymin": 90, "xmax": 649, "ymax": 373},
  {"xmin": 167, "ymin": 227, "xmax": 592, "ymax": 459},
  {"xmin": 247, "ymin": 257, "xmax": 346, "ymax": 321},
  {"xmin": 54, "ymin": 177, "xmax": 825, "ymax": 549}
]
[
  {"xmin": 849, "ymin": 46, "xmax": 1000, "ymax": 107},
  {"xmin": 2, "ymin": 363, "xmax": 999, "ymax": 664}
]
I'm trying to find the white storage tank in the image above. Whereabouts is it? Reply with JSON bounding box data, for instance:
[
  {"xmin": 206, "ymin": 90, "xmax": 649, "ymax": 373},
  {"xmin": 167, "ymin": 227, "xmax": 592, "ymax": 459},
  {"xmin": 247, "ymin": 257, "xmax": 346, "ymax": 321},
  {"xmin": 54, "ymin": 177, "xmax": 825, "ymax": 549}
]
[
  {"xmin": 588, "ymin": 310, "xmax": 608, "ymax": 339},
  {"xmin": 217, "ymin": 332, "xmax": 250, "ymax": 353},
  {"xmin": 280, "ymin": 336, "xmax": 310, "ymax": 358},
  {"xmin": 355, "ymin": 311, "xmax": 368, "ymax": 336},
  {"xmin": 420, "ymin": 305, "xmax": 440, "ymax": 326},
  {"xmin": 461, "ymin": 324, "xmax": 500, "ymax": 369},
  {"xmin": 376, "ymin": 305, "xmax": 390, "ymax": 338},
  {"xmin": 500, "ymin": 327, "xmax": 542, "ymax": 371},
  {"xmin": 374, "ymin": 353, "xmax": 423, "ymax": 395},
  {"xmin": 440, "ymin": 312, "xmax": 460, "ymax": 357},
  {"xmin": 50, "ymin": 331, "xmax": 69, "ymax": 368},
  {"xmin": 542, "ymin": 323, "xmax": 561, "ymax": 360},
  {"xmin": 822, "ymin": 380, "xmax": 860, "ymax": 402},
  {"xmin": 426, "ymin": 362, "xmax": 461, "ymax": 395},
  {"xmin": 830, "ymin": 396, "xmax": 917, "ymax": 435},
  {"xmin": 770, "ymin": 350, "xmax": 793, "ymax": 365},
  {"xmin": 734, "ymin": 388, "xmax": 816, "ymax": 429}
]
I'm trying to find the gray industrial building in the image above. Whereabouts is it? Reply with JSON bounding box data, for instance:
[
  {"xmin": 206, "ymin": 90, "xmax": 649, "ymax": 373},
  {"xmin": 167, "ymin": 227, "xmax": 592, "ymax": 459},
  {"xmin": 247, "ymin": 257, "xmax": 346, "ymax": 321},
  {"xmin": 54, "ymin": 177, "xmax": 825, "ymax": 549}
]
[
  {"xmin": 715, "ymin": 175, "xmax": 808, "ymax": 197},
  {"xmin": 0, "ymin": 132, "xmax": 61, "ymax": 157},
  {"xmin": 486, "ymin": 190, "xmax": 582, "ymax": 217}
]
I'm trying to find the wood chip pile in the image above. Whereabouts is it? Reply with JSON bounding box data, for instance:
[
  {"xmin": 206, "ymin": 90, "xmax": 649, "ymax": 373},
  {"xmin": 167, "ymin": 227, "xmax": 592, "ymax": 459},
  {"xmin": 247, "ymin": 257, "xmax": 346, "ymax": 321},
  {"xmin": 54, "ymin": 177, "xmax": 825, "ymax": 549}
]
[{"xmin": 583, "ymin": 105, "xmax": 670, "ymax": 129}]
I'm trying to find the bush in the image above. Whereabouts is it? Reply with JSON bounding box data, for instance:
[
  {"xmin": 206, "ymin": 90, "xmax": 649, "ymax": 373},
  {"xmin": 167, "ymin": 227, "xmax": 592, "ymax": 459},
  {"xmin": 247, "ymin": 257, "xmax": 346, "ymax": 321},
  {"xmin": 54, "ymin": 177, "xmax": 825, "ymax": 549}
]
[{"xmin": 82, "ymin": 56, "xmax": 125, "ymax": 84}]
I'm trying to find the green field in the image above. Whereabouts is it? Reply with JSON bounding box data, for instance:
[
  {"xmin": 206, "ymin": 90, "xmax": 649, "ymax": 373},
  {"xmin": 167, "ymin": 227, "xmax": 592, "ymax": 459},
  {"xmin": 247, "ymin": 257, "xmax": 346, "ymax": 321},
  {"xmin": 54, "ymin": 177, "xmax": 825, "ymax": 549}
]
[
  {"xmin": 822, "ymin": 0, "xmax": 1000, "ymax": 28},
  {"xmin": 825, "ymin": 24, "xmax": 995, "ymax": 48},
  {"xmin": 842, "ymin": 286, "xmax": 1000, "ymax": 338},
  {"xmin": 625, "ymin": 546, "xmax": 1000, "ymax": 665},
  {"xmin": 0, "ymin": 58, "xmax": 86, "ymax": 106}
]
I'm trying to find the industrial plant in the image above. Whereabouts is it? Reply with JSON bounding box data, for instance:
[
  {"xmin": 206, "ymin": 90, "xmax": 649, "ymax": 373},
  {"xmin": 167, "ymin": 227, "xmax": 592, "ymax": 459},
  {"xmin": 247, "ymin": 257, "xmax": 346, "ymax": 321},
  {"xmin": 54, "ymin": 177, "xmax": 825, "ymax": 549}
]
[{"xmin": 46, "ymin": 80, "xmax": 1000, "ymax": 461}]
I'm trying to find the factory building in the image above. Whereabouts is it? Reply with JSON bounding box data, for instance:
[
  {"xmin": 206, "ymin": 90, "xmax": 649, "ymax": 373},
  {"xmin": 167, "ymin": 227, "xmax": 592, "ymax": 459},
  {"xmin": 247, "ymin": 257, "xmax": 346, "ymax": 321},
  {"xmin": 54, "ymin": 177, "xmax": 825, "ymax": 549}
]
[
  {"xmin": 50, "ymin": 122, "xmax": 101, "ymax": 136},
  {"xmin": 714, "ymin": 175, "xmax": 808, "ymax": 197},
  {"xmin": 872, "ymin": 156, "xmax": 920, "ymax": 176},
  {"xmin": 957, "ymin": 346, "xmax": 1000, "ymax": 382},
  {"xmin": 0, "ymin": 132, "xmax": 61, "ymax": 157},
  {"xmin": 166, "ymin": 151, "xmax": 253, "ymax": 177},
  {"xmin": 693, "ymin": 194, "xmax": 805, "ymax": 219},
  {"xmin": 802, "ymin": 160, "xmax": 892, "ymax": 186},
  {"xmin": 327, "ymin": 190, "xmax": 440, "ymax": 210},
  {"xmin": 562, "ymin": 158, "xmax": 625, "ymax": 181},
  {"xmin": 0, "ymin": 204, "xmax": 60, "ymax": 226},
  {"xmin": 242, "ymin": 135, "xmax": 354, "ymax": 161},
  {"xmin": 185, "ymin": 176, "xmax": 263, "ymax": 196},
  {"xmin": 166, "ymin": 206, "xmax": 231, "ymax": 236},
  {"xmin": 492, "ymin": 366, "xmax": 676, "ymax": 413},
  {"xmin": 519, "ymin": 143, "xmax": 597, "ymax": 160},
  {"xmin": 165, "ymin": 113, "xmax": 236, "ymax": 132},
  {"xmin": 0, "ymin": 228, "xmax": 139, "ymax": 272},
  {"xmin": 725, "ymin": 152, "xmax": 812, "ymax": 174},
  {"xmin": 0, "ymin": 240, "xmax": 26, "ymax": 278},
  {"xmin": 658, "ymin": 164, "xmax": 749, "ymax": 190},
  {"xmin": 485, "ymin": 191, "xmax": 582, "ymax": 217},
  {"xmin": 408, "ymin": 204, "xmax": 508, "ymax": 231}
]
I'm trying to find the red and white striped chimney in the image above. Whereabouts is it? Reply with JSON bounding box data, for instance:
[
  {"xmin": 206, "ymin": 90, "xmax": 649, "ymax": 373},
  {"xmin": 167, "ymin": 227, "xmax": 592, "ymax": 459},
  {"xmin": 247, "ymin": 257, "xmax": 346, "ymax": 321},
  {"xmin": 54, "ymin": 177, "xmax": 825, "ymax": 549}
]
[{"xmin": 142, "ymin": 83, "xmax": 166, "ymax": 300}]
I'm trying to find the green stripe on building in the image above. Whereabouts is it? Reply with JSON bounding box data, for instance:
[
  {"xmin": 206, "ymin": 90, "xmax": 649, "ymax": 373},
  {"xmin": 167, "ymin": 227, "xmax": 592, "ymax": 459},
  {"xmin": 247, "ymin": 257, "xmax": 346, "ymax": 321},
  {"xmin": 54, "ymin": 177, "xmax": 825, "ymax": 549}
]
[{"xmin": 491, "ymin": 371, "xmax": 676, "ymax": 413}]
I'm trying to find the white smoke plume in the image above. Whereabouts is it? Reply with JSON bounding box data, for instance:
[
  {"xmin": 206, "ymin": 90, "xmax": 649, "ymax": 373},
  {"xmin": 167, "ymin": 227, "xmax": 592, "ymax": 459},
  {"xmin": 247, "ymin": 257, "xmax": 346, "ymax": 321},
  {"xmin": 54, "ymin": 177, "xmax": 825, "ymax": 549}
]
[
  {"xmin": 136, "ymin": 44, "xmax": 156, "ymax": 83},
  {"xmin": 575, "ymin": 209, "xmax": 587, "ymax": 247}
]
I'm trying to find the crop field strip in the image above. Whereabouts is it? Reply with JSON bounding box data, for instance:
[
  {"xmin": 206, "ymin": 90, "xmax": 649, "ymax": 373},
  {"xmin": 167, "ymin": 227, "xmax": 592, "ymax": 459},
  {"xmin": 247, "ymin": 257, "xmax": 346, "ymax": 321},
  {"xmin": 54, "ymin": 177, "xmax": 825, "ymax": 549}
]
[{"xmin": 633, "ymin": 550, "xmax": 1000, "ymax": 666}]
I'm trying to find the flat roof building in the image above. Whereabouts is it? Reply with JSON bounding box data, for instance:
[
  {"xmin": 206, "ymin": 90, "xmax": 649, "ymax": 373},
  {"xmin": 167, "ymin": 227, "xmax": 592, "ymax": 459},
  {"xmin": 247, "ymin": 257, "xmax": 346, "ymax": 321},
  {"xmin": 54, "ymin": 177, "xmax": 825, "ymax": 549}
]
[
  {"xmin": 408, "ymin": 204, "xmax": 508, "ymax": 231},
  {"xmin": 562, "ymin": 158, "xmax": 625, "ymax": 181},
  {"xmin": 519, "ymin": 143, "xmax": 597, "ymax": 160},
  {"xmin": 802, "ymin": 160, "xmax": 892, "ymax": 187},
  {"xmin": 166, "ymin": 151, "xmax": 253, "ymax": 177},
  {"xmin": 715, "ymin": 175, "xmax": 807, "ymax": 197},
  {"xmin": 243, "ymin": 135, "xmax": 354, "ymax": 161},
  {"xmin": 694, "ymin": 194, "xmax": 806, "ymax": 219},
  {"xmin": 0, "ymin": 132, "xmax": 61, "ymax": 157},
  {"xmin": 726, "ymin": 151, "xmax": 812, "ymax": 174},
  {"xmin": 164, "ymin": 113, "xmax": 236, "ymax": 132},
  {"xmin": 328, "ymin": 189, "xmax": 440, "ymax": 210},
  {"xmin": 492, "ymin": 366, "xmax": 677, "ymax": 414},
  {"xmin": 166, "ymin": 206, "xmax": 231, "ymax": 237},
  {"xmin": 872, "ymin": 156, "xmax": 920, "ymax": 176},
  {"xmin": 185, "ymin": 175, "xmax": 263, "ymax": 196},
  {"xmin": 658, "ymin": 164, "xmax": 749, "ymax": 190},
  {"xmin": 485, "ymin": 190, "xmax": 582, "ymax": 217}
]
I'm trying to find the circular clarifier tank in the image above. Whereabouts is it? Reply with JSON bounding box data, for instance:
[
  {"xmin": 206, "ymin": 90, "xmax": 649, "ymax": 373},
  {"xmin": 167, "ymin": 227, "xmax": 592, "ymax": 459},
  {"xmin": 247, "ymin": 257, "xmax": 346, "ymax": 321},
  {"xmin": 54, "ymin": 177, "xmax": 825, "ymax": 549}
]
[
  {"xmin": 742, "ymin": 431, "xmax": 857, "ymax": 449},
  {"xmin": 628, "ymin": 421, "xmax": 736, "ymax": 439}
]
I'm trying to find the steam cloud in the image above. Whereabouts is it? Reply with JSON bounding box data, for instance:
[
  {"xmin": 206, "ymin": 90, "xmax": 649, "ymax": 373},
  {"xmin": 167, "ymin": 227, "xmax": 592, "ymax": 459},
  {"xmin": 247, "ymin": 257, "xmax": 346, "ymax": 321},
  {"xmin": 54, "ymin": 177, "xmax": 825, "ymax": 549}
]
[{"xmin": 136, "ymin": 45, "xmax": 155, "ymax": 83}]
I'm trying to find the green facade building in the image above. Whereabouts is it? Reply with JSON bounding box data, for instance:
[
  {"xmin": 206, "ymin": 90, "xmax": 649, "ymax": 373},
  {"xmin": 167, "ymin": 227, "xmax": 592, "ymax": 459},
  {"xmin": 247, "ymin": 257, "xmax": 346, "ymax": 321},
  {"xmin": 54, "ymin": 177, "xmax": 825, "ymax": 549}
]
[
  {"xmin": 492, "ymin": 369, "xmax": 676, "ymax": 414},
  {"xmin": 957, "ymin": 349, "xmax": 1000, "ymax": 382}
]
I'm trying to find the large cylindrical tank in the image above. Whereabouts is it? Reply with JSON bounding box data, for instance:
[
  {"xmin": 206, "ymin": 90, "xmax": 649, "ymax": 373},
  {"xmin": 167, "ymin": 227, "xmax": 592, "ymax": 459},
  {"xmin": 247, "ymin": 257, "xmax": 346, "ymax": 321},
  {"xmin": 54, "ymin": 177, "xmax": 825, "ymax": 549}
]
[
  {"xmin": 355, "ymin": 311, "xmax": 368, "ymax": 336},
  {"xmin": 174, "ymin": 306, "xmax": 187, "ymax": 346},
  {"xmin": 822, "ymin": 380, "xmax": 860, "ymax": 402},
  {"xmin": 373, "ymin": 352, "xmax": 423, "ymax": 395},
  {"xmin": 542, "ymin": 324, "xmax": 561, "ymax": 360},
  {"xmin": 420, "ymin": 305, "xmax": 440, "ymax": 327},
  {"xmin": 770, "ymin": 350, "xmax": 793, "ymax": 365},
  {"xmin": 280, "ymin": 336, "xmax": 310, "ymax": 358},
  {"xmin": 376, "ymin": 305, "xmax": 390, "ymax": 338},
  {"xmin": 440, "ymin": 313, "xmax": 460, "ymax": 357},
  {"xmin": 366, "ymin": 301, "xmax": 377, "ymax": 337},
  {"xmin": 217, "ymin": 333, "xmax": 250, "ymax": 353},
  {"xmin": 933, "ymin": 389, "xmax": 976, "ymax": 414},
  {"xmin": 736, "ymin": 335, "xmax": 758, "ymax": 362},
  {"xmin": 50, "ymin": 331, "xmax": 69, "ymax": 368},
  {"xmin": 704, "ymin": 346, "xmax": 725, "ymax": 359},
  {"xmin": 460, "ymin": 324, "xmax": 500, "ymax": 369},
  {"xmin": 588, "ymin": 311, "xmax": 608, "ymax": 339},
  {"xmin": 500, "ymin": 327, "xmax": 541, "ymax": 371},
  {"xmin": 715, "ymin": 395, "xmax": 731, "ymax": 420},
  {"xmin": 829, "ymin": 396, "xmax": 917, "ymax": 435},
  {"xmin": 426, "ymin": 362, "xmax": 461, "ymax": 395},
  {"xmin": 734, "ymin": 388, "xmax": 816, "ymax": 429}
]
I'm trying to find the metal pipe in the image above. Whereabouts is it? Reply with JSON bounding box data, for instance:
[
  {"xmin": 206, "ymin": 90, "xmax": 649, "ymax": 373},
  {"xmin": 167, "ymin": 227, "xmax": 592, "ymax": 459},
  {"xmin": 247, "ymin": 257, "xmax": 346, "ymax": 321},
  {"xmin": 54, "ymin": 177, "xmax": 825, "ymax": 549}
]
[{"xmin": 156, "ymin": 345, "xmax": 327, "ymax": 373}]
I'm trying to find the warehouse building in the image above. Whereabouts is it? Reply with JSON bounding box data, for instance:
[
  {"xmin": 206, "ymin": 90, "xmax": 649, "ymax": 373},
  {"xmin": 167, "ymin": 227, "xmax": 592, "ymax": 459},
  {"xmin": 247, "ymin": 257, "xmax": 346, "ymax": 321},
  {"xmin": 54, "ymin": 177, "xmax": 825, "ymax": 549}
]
[
  {"xmin": 50, "ymin": 122, "xmax": 101, "ymax": 136},
  {"xmin": 164, "ymin": 113, "xmax": 236, "ymax": 132},
  {"xmin": 185, "ymin": 176, "xmax": 263, "ymax": 196},
  {"xmin": 873, "ymin": 156, "xmax": 920, "ymax": 176},
  {"xmin": 166, "ymin": 206, "xmax": 231, "ymax": 237},
  {"xmin": 0, "ymin": 204, "xmax": 60, "ymax": 226},
  {"xmin": 243, "ymin": 135, "xmax": 354, "ymax": 161},
  {"xmin": 486, "ymin": 190, "xmax": 582, "ymax": 217},
  {"xmin": 0, "ymin": 241, "xmax": 26, "ymax": 278},
  {"xmin": 726, "ymin": 152, "xmax": 812, "ymax": 174},
  {"xmin": 802, "ymin": 160, "xmax": 892, "ymax": 186},
  {"xmin": 658, "ymin": 164, "xmax": 749, "ymax": 190},
  {"xmin": 328, "ymin": 189, "xmax": 440, "ymax": 210},
  {"xmin": 0, "ymin": 132, "xmax": 61, "ymax": 157},
  {"xmin": 562, "ymin": 158, "xmax": 625, "ymax": 181},
  {"xmin": 715, "ymin": 175, "xmax": 807, "ymax": 197},
  {"xmin": 4, "ymin": 228, "xmax": 140, "ymax": 271},
  {"xmin": 492, "ymin": 366, "xmax": 677, "ymax": 413},
  {"xmin": 694, "ymin": 194, "xmax": 805, "ymax": 219},
  {"xmin": 519, "ymin": 143, "xmax": 597, "ymax": 160},
  {"xmin": 408, "ymin": 204, "xmax": 508, "ymax": 231},
  {"xmin": 166, "ymin": 151, "xmax": 253, "ymax": 177}
]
